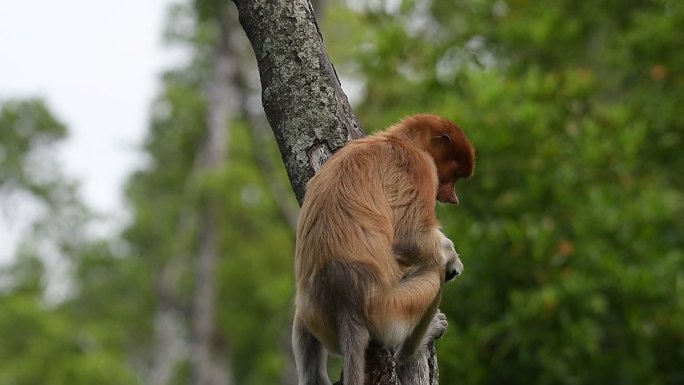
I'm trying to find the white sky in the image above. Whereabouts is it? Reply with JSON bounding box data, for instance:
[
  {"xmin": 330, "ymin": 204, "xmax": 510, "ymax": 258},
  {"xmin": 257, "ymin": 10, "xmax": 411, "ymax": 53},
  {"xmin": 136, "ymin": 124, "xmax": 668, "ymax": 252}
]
[{"xmin": 0, "ymin": 0, "xmax": 177, "ymax": 260}]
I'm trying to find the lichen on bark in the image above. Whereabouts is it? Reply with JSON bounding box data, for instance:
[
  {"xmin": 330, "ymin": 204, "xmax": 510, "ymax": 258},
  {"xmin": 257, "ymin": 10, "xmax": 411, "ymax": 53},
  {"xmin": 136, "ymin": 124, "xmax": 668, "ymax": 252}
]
[{"xmin": 233, "ymin": 0, "xmax": 361, "ymax": 204}]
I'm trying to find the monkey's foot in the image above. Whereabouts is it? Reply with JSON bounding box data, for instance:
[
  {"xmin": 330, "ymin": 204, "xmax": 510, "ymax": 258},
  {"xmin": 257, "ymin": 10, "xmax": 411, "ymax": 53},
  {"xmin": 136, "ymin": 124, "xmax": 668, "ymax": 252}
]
[{"xmin": 426, "ymin": 310, "xmax": 448, "ymax": 341}]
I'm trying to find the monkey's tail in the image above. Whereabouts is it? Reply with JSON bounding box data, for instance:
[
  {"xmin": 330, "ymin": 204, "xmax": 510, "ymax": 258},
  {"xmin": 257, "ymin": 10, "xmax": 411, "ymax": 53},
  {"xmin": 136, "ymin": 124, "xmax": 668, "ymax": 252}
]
[{"xmin": 338, "ymin": 314, "xmax": 370, "ymax": 385}]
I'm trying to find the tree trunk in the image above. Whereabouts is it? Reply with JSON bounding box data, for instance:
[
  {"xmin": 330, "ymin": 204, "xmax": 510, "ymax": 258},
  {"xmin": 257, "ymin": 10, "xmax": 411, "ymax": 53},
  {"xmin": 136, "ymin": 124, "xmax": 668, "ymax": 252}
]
[
  {"xmin": 150, "ymin": 234, "xmax": 188, "ymax": 385},
  {"xmin": 232, "ymin": 1, "xmax": 440, "ymax": 384},
  {"xmin": 232, "ymin": 0, "xmax": 363, "ymax": 205}
]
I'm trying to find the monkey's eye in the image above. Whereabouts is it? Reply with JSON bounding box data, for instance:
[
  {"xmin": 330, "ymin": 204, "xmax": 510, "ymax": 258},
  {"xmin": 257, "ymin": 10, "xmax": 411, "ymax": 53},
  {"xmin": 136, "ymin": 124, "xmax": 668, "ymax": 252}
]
[{"xmin": 432, "ymin": 134, "xmax": 452, "ymax": 143}]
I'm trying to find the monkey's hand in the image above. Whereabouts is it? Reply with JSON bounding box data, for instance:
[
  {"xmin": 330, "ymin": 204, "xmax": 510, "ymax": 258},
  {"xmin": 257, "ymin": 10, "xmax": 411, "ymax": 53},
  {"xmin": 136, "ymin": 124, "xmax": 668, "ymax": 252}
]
[{"xmin": 440, "ymin": 234, "xmax": 463, "ymax": 282}]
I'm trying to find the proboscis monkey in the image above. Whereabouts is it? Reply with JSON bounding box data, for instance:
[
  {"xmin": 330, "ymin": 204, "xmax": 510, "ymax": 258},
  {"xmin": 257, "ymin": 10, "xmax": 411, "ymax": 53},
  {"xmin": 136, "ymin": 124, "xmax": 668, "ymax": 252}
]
[{"xmin": 293, "ymin": 114, "xmax": 475, "ymax": 385}]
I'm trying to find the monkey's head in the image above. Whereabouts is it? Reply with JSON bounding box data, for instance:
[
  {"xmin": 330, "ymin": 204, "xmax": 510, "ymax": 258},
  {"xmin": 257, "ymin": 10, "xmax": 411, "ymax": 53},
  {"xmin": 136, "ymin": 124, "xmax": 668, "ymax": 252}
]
[{"xmin": 399, "ymin": 114, "xmax": 476, "ymax": 205}]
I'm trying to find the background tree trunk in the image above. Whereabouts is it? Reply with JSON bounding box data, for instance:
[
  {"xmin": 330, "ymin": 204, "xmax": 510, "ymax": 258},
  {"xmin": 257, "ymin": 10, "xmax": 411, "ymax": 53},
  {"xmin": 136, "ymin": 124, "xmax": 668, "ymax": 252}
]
[
  {"xmin": 190, "ymin": 4, "xmax": 240, "ymax": 385},
  {"xmin": 231, "ymin": 1, "xmax": 440, "ymax": 384}
]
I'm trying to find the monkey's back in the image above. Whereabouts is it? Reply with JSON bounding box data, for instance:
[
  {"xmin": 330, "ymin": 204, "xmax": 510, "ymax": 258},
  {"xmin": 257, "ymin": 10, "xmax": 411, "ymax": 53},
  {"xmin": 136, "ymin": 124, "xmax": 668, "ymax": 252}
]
[
  {"xmin": 294, "ymin": 133, "xmax": 438, "ymax": 352},
  {"xmin": 297, "ymin": 138, "xmax": 397, "ymax": 277}
]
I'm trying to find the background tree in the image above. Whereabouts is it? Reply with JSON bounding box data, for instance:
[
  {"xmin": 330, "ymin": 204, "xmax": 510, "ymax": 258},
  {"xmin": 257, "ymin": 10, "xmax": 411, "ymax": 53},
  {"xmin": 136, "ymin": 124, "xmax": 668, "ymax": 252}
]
[{"xmin": 123, "ymin": 2, "xmax": 304, "ymax": 384}]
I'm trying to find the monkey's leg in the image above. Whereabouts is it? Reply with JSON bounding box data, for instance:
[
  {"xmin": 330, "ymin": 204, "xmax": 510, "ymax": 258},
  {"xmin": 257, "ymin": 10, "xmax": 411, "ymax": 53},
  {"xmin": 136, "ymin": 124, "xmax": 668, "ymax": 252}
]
[
  {"xmin": 292, "ymin": 314, "xmax": 331, "ymax": 385},
  {"xmin": 394, "ymin": 287, "xmax": 446, "ymax": 362},
  {"xmin": 369, "ymin": 268, "xmax": 443, "ymax": 362},
  {"xmin": 338, "ymin": 314, "xmax": 370, "ymax": 385}
]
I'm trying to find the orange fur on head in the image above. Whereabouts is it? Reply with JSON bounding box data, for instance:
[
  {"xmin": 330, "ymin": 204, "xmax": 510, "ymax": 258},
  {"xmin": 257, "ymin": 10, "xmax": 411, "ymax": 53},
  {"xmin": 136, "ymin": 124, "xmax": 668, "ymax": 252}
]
[{"xmin": 385, "ymin": 114, "xmax": 475, "ymax": 205}]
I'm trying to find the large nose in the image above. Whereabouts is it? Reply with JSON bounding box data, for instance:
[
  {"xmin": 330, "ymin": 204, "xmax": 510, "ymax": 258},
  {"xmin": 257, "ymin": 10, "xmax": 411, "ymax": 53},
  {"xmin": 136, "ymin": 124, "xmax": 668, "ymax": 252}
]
[
  {"xmin": 445, "ymin": 256, "xmax": 464, "ymax": 282},
  {"xmin": 445, "ymin": 269, "xmax": 460, "ymax": 282}
]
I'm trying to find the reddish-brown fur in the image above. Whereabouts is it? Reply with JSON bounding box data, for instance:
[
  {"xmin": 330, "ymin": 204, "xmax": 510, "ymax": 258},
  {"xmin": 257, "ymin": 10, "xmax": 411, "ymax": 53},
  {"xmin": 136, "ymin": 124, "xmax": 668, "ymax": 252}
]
[{"xmin": 293, "ymin": 114, "xmax": 474, "ymax": 385}]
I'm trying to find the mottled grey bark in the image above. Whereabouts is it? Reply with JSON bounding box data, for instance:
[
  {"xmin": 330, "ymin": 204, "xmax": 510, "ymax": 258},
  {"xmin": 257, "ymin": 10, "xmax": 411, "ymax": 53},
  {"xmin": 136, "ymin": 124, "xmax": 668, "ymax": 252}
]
[
  {"xmin": 232, "ymin": 0, "xmax": 363, "ymax": 205},
  {"xmin": 232, "ymin": 1, "xmax": 440, "ymax": 384}
]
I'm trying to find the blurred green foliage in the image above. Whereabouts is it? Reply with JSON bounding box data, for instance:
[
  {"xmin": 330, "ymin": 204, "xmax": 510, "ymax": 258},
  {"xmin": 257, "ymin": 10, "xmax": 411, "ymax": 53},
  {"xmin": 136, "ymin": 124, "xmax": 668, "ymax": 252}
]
[
  {"xmin": 0, "ymin": 0, "xmax": 682, "ymax": 384},
  {"xmin": 0, "ymin": 100, "xmax": 130, "ymax": 384},
  {"xmin": 325, "ymin": 0, "xmax": 683, "ymax": 384}
]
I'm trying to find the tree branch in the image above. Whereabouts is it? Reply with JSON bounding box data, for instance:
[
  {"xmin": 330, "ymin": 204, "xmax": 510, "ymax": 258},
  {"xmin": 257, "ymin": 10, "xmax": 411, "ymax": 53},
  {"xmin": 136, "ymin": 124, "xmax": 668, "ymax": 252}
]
[{"xmin": 232, "ymin": 1, "xmax": 440, "ymax": 384}]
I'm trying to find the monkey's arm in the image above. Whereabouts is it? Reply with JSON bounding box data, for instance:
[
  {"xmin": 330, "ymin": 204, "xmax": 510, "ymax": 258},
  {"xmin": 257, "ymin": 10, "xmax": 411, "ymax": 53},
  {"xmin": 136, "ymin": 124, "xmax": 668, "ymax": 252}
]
[
  {"xmin": 392, "ymin": 233, "xmax": 454, "ymax": 360},
  {"xmin": 387, "ymin": 147, "xmax": 445, "ymax": 267}
]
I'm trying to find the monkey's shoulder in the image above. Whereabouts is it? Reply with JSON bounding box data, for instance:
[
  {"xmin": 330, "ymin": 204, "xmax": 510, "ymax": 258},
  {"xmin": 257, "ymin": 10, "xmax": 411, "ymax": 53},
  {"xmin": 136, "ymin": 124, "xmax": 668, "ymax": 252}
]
[{"xmin": 332, "ymin": 134, "xmax": 432, "ymax": 169}]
